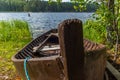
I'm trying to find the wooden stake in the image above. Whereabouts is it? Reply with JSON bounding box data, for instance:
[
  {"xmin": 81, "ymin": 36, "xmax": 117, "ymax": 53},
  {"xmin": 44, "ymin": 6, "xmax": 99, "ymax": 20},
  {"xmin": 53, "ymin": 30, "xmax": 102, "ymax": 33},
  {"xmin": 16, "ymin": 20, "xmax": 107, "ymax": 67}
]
[{"xmin": 58, "ymin": 19, "xmax": 85, "ymax": 80}]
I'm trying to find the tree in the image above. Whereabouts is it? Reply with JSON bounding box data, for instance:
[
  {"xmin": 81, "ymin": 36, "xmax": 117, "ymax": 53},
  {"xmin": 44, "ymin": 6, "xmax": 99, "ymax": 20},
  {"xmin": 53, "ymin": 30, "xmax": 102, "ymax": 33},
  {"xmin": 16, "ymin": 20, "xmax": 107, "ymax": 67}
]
[
  {"xmin": 67, "ymin": 0, "xmax": 120, "ymax": 62},
  {"xmin": 107, "ymin": 0, "xmax": 119, "ymax": 61}
]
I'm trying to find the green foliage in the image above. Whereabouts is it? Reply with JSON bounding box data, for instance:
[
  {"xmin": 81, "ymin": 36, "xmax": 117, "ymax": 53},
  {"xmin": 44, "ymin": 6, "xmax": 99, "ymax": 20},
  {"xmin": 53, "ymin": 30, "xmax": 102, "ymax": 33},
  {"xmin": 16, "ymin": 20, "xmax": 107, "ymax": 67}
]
[
  {"xmin": 0, "ymin": 20, "xmax": 31, "ymax": 79},
  {"xmin": 94, "ymin": 0, "xmax": 120, "ymax": 45},
  {"xmin": 0, "ymin": 20, "xmax": 31, "ymax": 58},
  {"xmin": 81, "ymin": 0, "xmax": 120, "ymax": 46},
  {"xmin": 84, "ymin": 19, "xmax": 106, "ymax": 43},
  {"xmin": 0, "ymin": 20, "xmax": 31, "ymax": 42},
  {"xmin": 0, "ymin": 0, "xmax": 98, "ymax": 12},
  {"xmin": 71, "ymin": 0, "xmax": 99, "ymax": 11}
]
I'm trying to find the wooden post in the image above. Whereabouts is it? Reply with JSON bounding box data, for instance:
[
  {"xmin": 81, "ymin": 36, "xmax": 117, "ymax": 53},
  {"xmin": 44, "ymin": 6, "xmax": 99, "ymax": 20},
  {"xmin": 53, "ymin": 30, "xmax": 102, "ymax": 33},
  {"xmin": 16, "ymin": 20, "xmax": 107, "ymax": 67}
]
[{"xmin": 58, "ymin": 19, "xmax": 85, "ymax": 80}]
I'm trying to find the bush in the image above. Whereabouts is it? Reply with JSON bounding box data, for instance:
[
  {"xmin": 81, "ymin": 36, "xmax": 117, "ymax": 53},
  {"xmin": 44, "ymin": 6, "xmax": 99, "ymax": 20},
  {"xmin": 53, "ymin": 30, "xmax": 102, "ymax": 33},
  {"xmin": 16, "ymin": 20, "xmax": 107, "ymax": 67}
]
[{"xmin": 83, "ymin": 19, "xmax": 106, "ymax": 44}]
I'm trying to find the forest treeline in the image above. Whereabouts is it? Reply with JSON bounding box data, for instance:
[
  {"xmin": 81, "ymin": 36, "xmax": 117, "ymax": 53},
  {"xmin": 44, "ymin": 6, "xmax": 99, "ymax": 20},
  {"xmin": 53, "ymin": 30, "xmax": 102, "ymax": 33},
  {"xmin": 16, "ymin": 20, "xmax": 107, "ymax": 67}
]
[{"xmin": 0, "ymin": 0, "xmax": 98, "ymax": 12}]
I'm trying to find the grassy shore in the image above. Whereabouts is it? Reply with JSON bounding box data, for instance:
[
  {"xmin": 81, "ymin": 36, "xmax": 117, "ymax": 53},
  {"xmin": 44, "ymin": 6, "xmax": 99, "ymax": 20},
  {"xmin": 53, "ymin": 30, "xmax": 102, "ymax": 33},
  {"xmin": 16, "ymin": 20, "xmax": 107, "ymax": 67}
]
[{"xmin": 0, "ymin": 20, "xmax": 31, "ymax": 80}]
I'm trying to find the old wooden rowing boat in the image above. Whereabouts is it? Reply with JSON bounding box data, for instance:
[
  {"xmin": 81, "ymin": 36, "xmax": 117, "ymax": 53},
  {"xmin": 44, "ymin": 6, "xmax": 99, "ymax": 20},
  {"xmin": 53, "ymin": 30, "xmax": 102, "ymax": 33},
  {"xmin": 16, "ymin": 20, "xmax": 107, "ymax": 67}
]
[{"xmin": 12, "ymin": 19, "xmax": 106, "ymax": 80}]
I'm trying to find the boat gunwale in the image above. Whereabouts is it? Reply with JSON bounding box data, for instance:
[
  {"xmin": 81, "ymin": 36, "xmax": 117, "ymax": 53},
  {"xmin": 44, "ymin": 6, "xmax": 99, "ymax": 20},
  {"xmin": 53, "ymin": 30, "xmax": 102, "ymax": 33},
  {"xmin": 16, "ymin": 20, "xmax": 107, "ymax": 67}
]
[
  {"xmin": 11, "ymin": 55, "xmax": 60, "ymax": 62},
  {"xmin": 12, "ymin": 29, "xmax": 58, "ymax": 60},
  {"xmin": 12, "ymin": 28, "xmax": 106, "ymax": 61}
]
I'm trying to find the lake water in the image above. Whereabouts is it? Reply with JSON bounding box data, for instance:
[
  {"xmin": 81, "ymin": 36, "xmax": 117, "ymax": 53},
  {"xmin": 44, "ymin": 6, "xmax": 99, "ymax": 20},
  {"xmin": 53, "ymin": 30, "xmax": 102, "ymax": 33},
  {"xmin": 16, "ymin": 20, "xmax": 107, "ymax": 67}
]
[{"xmin": 0, "ymin": 12, "xmax": 93, "ymax": 38}]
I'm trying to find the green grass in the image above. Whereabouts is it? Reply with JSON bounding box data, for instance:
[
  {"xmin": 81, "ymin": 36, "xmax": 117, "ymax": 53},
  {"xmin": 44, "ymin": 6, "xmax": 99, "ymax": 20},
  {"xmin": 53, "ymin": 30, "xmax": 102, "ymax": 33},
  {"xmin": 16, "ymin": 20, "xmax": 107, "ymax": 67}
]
[
  {"xmin": 83, "ymin": 19, "xmax": 106, "ymax": 44},
  {"xmin": 0, "ymin": 20, "xmax": 32, "ymax": 80},
  {"xmin": 83, "ymin": 19, "xmax": 120, "ymax": 44}
]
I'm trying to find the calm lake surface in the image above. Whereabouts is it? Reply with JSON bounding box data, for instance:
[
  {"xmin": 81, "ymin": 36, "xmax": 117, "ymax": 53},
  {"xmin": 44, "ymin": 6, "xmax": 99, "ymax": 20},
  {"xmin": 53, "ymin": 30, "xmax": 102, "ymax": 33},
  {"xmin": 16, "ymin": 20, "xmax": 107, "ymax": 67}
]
[{"xmin": 0, "ymin": 12, "xmax": 93, "ymax": 38}]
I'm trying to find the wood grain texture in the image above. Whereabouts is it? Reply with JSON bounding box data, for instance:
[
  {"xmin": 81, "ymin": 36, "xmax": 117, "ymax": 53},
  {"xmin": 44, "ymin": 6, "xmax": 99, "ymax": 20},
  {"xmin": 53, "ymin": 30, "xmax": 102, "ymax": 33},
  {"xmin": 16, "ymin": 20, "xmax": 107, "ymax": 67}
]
[
  {"xmin": 13, "ymin": 56, "xmax": 64, "ymax": 80},
  {"xmin": 58, "ymin": 19, "xmax": 85, "ymax": 80},
  {"xmin": 107, "ymin": 61, "xmax": 120, "ymax": 80},
  {"xmin": 12, "ymin": 21, "xmax": 106, "ymax": 80}
]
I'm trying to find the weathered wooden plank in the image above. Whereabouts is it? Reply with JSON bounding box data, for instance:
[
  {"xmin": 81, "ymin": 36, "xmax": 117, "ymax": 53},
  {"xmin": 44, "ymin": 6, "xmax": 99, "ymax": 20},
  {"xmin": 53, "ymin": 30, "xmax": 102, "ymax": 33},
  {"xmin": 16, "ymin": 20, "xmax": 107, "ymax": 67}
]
[
  {"xmin": 47, "ymin": 33, "xmax": 58, "ymax": 37},
  {"xmin": 106, "ymin": 61, "xmax": 120, "ymax": 80},
  {"xmin": 13, "ymin": 56, "xmax": 64, "ymax": 80},
  {"xmin": 33, "ymin": 35, "xmax": 52, "ymax": 53},
  {"xmin": 58, "ymin": 19, "xmax": 85, "ymax": 80},
  {"xmin": 41, "ymin": 46, "xmax": 60, "ymax": 51}
]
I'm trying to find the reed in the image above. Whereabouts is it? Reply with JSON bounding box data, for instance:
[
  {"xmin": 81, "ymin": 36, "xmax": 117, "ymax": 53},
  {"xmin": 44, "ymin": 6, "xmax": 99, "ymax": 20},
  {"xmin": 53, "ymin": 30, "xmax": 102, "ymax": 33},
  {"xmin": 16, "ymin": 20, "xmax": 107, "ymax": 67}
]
[
  {"xmin": 0, "ymin": 20, "xmax": 31, "ymax": 79},
  {"xmin": 0, "ymin": 20, "xmax": 31, "ymax": 42},
  {"xmin": 0, "ymin": 20, "xmax": 32, "ymax": 58}
]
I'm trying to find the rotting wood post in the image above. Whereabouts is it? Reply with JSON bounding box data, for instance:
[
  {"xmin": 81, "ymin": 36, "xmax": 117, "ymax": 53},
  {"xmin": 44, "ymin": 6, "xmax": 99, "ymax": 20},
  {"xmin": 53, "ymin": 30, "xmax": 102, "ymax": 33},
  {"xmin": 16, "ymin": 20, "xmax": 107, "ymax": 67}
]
[{"xmin": 58, "ymin": 19, "xmax": 85, "ymax": 80}]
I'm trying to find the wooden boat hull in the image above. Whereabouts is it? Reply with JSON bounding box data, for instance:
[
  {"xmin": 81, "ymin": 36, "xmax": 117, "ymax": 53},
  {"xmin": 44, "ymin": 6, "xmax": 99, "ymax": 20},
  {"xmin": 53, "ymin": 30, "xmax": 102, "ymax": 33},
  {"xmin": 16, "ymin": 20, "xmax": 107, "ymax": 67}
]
[
  {"xmin": 12, "ymin": 29, "xmax": 106, "ymax": 80},
  {"xmin": 12, "ymin": 29, "xmax": 64, "ymax": 80}
]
